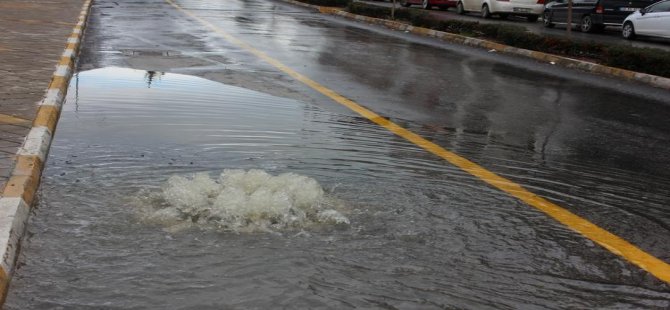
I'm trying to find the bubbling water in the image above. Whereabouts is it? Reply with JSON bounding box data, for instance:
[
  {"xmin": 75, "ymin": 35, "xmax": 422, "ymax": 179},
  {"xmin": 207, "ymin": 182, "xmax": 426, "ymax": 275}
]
[{"xmin": 134, "ymin": 169, "xmax": 349, "ymax": 233}]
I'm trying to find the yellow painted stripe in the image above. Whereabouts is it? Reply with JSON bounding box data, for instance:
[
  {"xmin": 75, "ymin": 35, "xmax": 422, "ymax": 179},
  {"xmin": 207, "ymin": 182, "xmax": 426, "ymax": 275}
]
[
  {"xmin": 12, "ymin": 156, "xmax": 43, "ymax": 178},
  {"xmin": 0, "ymin": 114, "xmax": 30, "ymax": 126},
  {"xmin": 3, "ymin": 174, "xmax": 40, "ymax": 206},
  {"xmin": 33, "ymin": 105, "xmax": 61, "ymax": 132},
  {"xmin": 59, "ymin": 56, "xmax": 73, "ymax": 66},
  {"xmin": 166, "ymin": 0, "xmax": 670, "ymax": 284},
  {"xmin": 48, "ymin": 76, "xmax": 69, "ymax": 91},
  {"xmin": 0, "ymin": 267, "xmax": 8, "ymax": 305}
]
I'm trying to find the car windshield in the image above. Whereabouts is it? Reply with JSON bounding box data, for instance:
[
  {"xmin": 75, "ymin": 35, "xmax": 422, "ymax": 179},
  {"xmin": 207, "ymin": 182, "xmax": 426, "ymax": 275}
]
[{"xmin": 647, "ymin": 1, "xmax": 670, "ymax": 11}]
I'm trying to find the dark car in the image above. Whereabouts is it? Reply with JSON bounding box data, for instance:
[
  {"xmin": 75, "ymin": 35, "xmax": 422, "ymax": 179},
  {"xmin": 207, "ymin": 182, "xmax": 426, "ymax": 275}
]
[
  {"xmin": 400, "ymin": 0, "xmax": 458, "ymax": 10},
  {"xmin": 543, "ymin": 0, "xmax": 661, "ymax": 32}
]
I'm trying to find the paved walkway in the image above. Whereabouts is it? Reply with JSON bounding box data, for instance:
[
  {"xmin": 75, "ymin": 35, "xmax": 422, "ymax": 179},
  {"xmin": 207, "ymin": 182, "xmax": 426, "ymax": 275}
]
[{"xmin": 0, "ymin": 0, "xmax": 85, "ymax": 190}]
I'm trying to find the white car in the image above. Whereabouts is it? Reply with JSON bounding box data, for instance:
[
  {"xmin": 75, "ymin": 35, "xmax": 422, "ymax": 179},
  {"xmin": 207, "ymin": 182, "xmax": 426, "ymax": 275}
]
[
  {"xmin": 622, "ymin": 0, "xmax": 670, "ymax": 39},
  {"xmin": 456, "ymin": 0, "xmax": 546, "ymax": 21}
]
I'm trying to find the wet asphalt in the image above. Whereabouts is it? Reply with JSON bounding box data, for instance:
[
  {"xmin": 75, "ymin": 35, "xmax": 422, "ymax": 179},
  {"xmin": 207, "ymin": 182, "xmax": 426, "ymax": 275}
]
[{"xmin": 6, "ymin": 0, "xmax": 670, "ymax": 308}]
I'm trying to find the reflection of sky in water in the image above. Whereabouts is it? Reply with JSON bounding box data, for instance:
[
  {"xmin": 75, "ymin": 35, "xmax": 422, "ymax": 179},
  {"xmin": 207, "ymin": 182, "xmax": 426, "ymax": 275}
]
[
  {"xmin": 64, "ymin": 67, "xmax": 405, "ymax": 173},
  {"xmin": 67, "ymin": 67, "xmax": 313, "ymax": 146}
]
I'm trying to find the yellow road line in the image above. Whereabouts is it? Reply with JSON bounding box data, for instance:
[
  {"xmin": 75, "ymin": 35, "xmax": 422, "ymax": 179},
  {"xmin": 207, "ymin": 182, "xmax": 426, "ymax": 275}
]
[
  {"xmin": 166, "ymin": 0, "xmax": 670, "ymax": 284},
  {"xmin": 0, "ymin": 114, "xmax": 30, "ymax": 126}
]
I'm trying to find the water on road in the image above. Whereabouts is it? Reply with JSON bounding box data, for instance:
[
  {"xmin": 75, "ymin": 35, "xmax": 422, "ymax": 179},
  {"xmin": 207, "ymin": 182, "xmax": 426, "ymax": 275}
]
[
  {"xmin": 6, "ymin": 67, "xmax": 668, "ymax": 309},
  {"xmin": 6, "ymin": 0, "xmax": 670, "ymax": 308}
]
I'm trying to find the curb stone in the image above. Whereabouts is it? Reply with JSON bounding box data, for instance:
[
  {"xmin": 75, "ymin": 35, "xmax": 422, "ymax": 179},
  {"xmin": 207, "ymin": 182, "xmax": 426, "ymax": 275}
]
[
  {"xmin": 0, "ymin": 0, "xmax": 93, "ymax": 304},
  {"xmin": 280, "ymin": 0, "xmax": 670, "ymax": 90}
]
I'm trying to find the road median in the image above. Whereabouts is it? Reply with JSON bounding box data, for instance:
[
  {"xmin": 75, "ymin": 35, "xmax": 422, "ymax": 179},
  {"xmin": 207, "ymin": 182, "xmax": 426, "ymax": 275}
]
[{"xmin": 281, "ymin": 0, "xmax": 670, "ymax": 90}]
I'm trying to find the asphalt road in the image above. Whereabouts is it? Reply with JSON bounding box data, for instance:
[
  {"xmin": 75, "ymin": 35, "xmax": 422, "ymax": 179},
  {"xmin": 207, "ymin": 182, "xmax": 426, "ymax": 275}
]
[
  {"xmin": 359, "ymin": 0, "xmax": 670, "ymax": 51},
  {"xmin": 5, "ymin": 0, "xmax": 670, "ymax": 308}
]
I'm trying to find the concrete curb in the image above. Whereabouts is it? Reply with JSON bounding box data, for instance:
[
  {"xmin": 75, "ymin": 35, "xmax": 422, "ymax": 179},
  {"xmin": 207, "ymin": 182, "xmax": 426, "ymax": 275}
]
[
  {"xmin": 0, "ymin": 0, "xmax": 93, "ymax": 303},
  {"xmin": 281, "ymin": 0, "xmax": 670, "ymax": 90}
]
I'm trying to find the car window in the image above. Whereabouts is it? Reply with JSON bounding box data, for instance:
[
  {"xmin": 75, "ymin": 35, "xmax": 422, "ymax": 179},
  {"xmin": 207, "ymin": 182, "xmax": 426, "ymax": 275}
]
[
  {"xmin": 647, "ymin": 1, "xmax": 670, "ymax": 11},
  {"xmin": 627, "ymin": 0, "xmax": 661, "ymax": 7},
  {"xmin": 601, "ymin": 0, "xmax": 634, "ymax": 7}
]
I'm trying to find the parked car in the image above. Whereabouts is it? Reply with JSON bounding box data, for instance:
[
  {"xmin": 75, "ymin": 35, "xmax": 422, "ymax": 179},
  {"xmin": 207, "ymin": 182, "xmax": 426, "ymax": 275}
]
[
  {"xmin": 622, "ymin": 0, "xmax": 670, "ymax": 39},
  {"xmin": 543, "ymin": 0, "xmax": 661, "ymax": 32},
  {"xmin": 455, "ymin": 0, "xmax": 545, "ymax": 21},
  {"xmin": 400, "ymin": 0, "xmax": 459, "ymax": 10}
]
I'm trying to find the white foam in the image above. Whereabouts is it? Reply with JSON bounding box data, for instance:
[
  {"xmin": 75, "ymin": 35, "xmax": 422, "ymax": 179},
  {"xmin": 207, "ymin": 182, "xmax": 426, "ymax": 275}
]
[{"xmin": 135, "ymin": 170, "xmax": 348, "ymax": 233}]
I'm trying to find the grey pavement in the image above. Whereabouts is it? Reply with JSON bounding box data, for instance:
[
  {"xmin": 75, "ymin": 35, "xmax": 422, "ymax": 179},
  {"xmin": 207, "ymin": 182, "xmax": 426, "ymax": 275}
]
[{"xmin": 0, "ymin": 0, "xmax": 85, "ymax": 190}]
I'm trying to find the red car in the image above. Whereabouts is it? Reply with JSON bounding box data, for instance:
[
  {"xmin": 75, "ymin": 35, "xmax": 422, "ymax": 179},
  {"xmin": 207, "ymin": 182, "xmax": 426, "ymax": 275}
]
[{"xmin": 399, "ymin": 0, "xmax": 458, "ymax": 10}]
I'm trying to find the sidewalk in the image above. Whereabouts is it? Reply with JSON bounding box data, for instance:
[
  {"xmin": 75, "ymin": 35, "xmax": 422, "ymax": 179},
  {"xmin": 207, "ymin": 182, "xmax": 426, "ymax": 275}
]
[
  {"xmin": 0, "ymin": 0, "xmax": 85, "ymax": 191},
  {"xmin": 0, "ymin": 0, "xmax": 91, "ymax": 303}
]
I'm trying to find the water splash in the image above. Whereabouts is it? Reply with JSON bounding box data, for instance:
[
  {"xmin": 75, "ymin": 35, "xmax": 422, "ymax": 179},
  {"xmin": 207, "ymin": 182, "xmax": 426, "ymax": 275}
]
[{"xmin": 134, "ymin": 169, "xmax": 349, "ymax": 233}]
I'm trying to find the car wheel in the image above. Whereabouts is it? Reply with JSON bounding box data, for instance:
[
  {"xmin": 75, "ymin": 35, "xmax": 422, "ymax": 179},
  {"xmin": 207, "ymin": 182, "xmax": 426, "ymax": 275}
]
[
  {"xmin": 543, "ymin": 11, "xmax": 554, "ymax": 28},
  {"xmin": 622, "ymin": 21, "xmax": 636, "ymax": 40},
  {"xmin": 580, "ymin": 15, "xmax": 594, "ymax": 33},
  {"xmin": 422, "ymin": 0, "xmax": 431, "ymax": 9},
  {"xmin": 527, "ymin": 15, "xmax": 539, "ymax": 22},
  {"xmin": 457, "ymin": 2, "xmax": 466, "ymax": 14},
  {"xmin": 481, "ymin": 4, "xmax": 491, "ymax": 19},
  {"xmin": 400, "ymin": 0, "xmax": 412, "ymax": 7}
]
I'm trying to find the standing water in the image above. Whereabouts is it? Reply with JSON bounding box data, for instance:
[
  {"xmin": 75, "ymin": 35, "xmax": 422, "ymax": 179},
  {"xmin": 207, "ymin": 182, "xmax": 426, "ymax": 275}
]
[{"xmin": 5, "ymin": 68, "xmax": 669, "ymax": 309}]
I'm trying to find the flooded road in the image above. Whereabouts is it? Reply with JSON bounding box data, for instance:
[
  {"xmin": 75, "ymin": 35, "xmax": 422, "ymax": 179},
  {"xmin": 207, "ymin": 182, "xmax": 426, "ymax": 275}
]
[{"xmin": 6, "ymin": 0, "xmax": 670, "ymax": 308}]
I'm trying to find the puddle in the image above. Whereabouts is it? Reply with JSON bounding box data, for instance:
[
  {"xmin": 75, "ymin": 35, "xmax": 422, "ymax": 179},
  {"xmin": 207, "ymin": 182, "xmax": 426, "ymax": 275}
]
[
  {"xmin": 61, "ymin": 67, "xmax": 354, "ymax": 232},
  {"xmin": 5, "ymin": 67, "xmax": 669, "ymax": 309}
]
